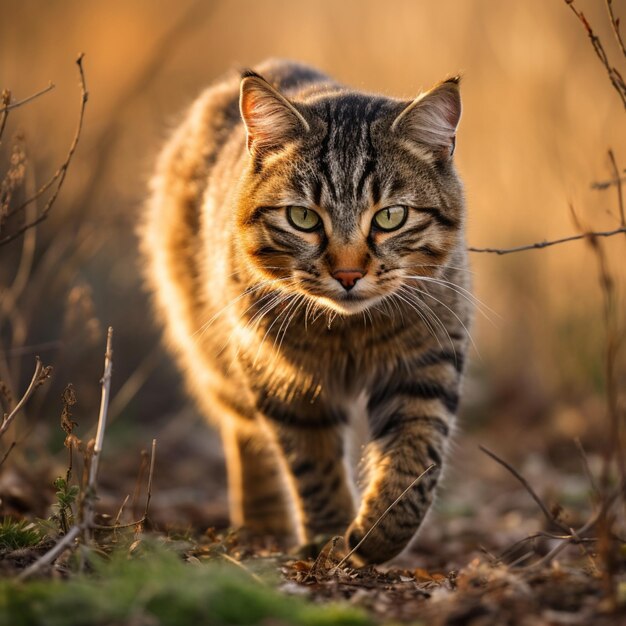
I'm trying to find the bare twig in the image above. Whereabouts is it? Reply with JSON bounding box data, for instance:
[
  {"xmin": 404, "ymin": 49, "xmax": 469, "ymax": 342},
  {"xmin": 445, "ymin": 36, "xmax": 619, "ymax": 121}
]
[
  {"xmin": 0, "ymin": 56, "xmax": 87, "ymax": 246},
  {"xmin": 591, "ymin": 176, "xmax": 626, "ymax": 190},
  {"xmin": 113, "ymin": 494, "xmax": 130, "ymax": 527},
  {"xmin": 17, "ymin": 525, "xmax": 81, "ymax": 581},
  {"xmin": 0, "ymin": 356, "xmax": 51, "ymax": 438},
  {"xmin": 68, "ymin": 1, "xmax": 212, "ymax": 220},
  {"xmin": 468, "ymin": 226, "xmax": 626, "ymax": 255},
  {"xmin": 18, "ymin": 330, "xmax": 115, "ymax": 578},
  {"xmin": 106, "ymin": 345, "xmax": 161, "ymax": 424},
  {"xmin": 0, "ymin": 441, "xmax": 16, "ymax": 468},
  {"xmin": 565, "ymin": 0, "xmax": 626, "ymax": 108},
  {"xmin": 574, "ymin": 437, "xmax": 601, "ymax": 499},
  {"xmin": 479, "ymin": 445, "xmax": 570, "ymax": 534},
  {"xmin": 0, "ymin": 90, "xmax": 10, "ymax": 146},
  {"xmin": 83, "ymin": 327, "xmax": 114, "ymax": 539},
  {"xmin": 334, "ymin": 464, "xmax": 436, "ymax": 570},
  {"xmin": 606, "ymin": 0, "xmax": 626, "ymax": 59},
  {"xmin": 526, "ymin": 490, "xmax": 620, "ymax": 570},
  {"xmin": 608, "ymin": 150, "xmax": 626, "ymax": 231},
  {"xmin": 142, "ymin": 438, "xmax": 157, "ymax": 524},
  {"xmin": 0, "ymin": 82, "xmax": 55, "ymax": 113},
  {"xmin": 219, "ymin": 553, "xmax": 266, "ymax": 585},
  {"xmin": 0, "ymin": 340, "xmax": 63, "ymax": 357}
]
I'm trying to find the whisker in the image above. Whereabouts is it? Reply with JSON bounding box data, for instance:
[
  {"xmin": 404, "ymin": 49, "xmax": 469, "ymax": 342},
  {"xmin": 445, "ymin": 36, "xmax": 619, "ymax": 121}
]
[
  {"xmin": 253, "ymin": 293, "xmax": 298, "ymax": 366},
  {"xmin": 402, "ymin": 283, "xmax": 480, "ymax": 356},
  {"xmin": 193, "ymin": 276, "xmax": 292, "ymax": 338},
  {"xmin": 406, "ymin": 274, "xmax": 498, "ymax": 324},
  {"xmin": 392, "ymin": 289, "xmax": 445, "ymax": 351},
  {"xmin": 397, "ymin": 286, "xmax": 458, "ymax": 362}
]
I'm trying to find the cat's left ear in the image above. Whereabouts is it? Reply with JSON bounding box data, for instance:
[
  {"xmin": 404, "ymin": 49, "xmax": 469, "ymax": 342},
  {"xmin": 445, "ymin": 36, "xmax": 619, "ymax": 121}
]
[
  {"xmin": 239, "ymin": 70, "xmax": 310, "ymax": 155},
  {"xmin": 391, "ymin": 77, "xmax": 461, "ymax": 160}
]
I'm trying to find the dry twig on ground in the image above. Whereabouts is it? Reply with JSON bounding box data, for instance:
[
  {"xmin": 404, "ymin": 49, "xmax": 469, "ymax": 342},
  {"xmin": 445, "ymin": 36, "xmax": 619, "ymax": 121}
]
[{"xmin": 17, "ymin": 329, "xmax": 113, "ymax": 581}]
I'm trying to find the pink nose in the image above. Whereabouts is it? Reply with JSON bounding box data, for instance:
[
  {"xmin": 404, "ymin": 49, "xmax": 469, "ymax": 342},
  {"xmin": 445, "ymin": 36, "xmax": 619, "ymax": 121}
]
[{"xmin": 333, "ymin": 269, "xmax": 365, "ymax": 291}]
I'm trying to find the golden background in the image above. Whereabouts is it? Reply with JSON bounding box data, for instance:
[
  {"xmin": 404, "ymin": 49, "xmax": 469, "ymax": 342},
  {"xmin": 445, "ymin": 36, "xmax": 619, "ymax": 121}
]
[{"xmin": 1, "ymin": 0, "xmax": 624, "ymax": 524}]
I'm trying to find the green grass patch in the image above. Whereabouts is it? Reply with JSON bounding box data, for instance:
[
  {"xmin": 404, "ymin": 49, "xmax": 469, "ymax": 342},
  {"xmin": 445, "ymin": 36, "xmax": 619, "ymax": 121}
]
[
  {"xmin": 0, "ymin": 519, "xmax": 42, "ymax": 552},
  {"xmin": 0, "ymin": 544, "xmax": 371, "ymax": 626}
]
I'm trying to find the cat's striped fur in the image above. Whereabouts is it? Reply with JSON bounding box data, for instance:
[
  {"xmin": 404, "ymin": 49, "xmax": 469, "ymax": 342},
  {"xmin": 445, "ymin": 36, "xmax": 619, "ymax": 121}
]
[{"xmin": 141, "ymin": 60, "xmax": 471, "ymax": 563}]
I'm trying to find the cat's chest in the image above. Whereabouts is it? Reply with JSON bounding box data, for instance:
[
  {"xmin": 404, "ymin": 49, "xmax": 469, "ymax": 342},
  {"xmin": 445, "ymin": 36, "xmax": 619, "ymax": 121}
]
[{"xmin": 259, "ymin": 317, "xmax": 417, "ymax": 393}]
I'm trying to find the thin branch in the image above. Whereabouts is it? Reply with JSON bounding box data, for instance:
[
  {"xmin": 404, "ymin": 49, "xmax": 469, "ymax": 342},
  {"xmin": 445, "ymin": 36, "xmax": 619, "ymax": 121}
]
[
  {"xmin": 574, "ymin": 437, "xmax": 601, "ymax": 499},
  {"xmin": 113, "ymin": 494, "xmax": 130, "ymax": 527},
  {"xmin": 0, "ymin": 441, "xmax": 16, "ymax": 468},
  {"xmin": 479, "ymin": 445, "xmax": 570, "ymax": 534},
  {"xmin": 526, "ymin": 490, "xmax": 620, "ymax": 570},
  {"xmin": 106, "ymin": 344, "xmax": 160, "ymax": 424},
  {"xmin": 0, "ymin": 82, "xmax": 55, "ymax": 113},
  {"xmin": 0, "ymin": 357, "xmax": 51, "ymax": 438},
  {"xmin": 219, "ymin": 553, "xmax": 266, "ymax": 585},
  {"xmin": 608, "ymin": 149, "xmax": 626, "ymax": 231},
  {"xmin": 83, "ymin": 326, "xmax": 114, "ymax": 540},
  {"xmin": 20, "ymin": 330, "xmax": 115, "ymax": 577},
  {"xmin": 468, "ymin": 226, "xmax": 626, "ymax": 255},
  {"xmin": 565, "ymin": 0, "xmax": 626, "ymax": 108},
  {"xmin": 0, "ymin": 56, "xmax": 87, "ymax": 246},
  {"xmin": 67, "ymin": 1, "xmax": 213, "ymax": 221},
  {"xmin": 142, "ymin": 438, "xmax": 157, "ymax": 524},
  {"xmin": 17, "ymin": 525, "xmax": 81, "ymax": 581},
  {"xmin": 334, "ymin": 464, "xmax": 436, "ymax": 570},
  {"xmin": 591, "ymin": 176, "xmax": 626, "ymax": 190},
  {"xmin": 606, "ymin": 0, "xmax": 626, "ymax": 60},
  {"xmin": 0, "ymin": 340, "xmax": 63, "ymax": 357},
  {"xmin": 0, "ymin": 90, "xmax": 10, "ymax": 146}
]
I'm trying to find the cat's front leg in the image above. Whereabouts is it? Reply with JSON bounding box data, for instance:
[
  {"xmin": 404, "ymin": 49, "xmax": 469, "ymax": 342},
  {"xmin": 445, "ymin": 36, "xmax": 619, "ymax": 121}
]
[
  {"xmin": 346, "ymin": 373, "xmax": 459, "ymax": 564},
  {"xmin": 259, "ymin": 397, "xmax": 356, "ymax": 543}
]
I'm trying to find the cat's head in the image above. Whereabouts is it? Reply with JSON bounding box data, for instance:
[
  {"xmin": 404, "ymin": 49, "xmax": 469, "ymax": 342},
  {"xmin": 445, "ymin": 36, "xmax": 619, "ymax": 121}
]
[{"xmin": 235, "ymin": 69, "xmax": 464, "ymax": 315}]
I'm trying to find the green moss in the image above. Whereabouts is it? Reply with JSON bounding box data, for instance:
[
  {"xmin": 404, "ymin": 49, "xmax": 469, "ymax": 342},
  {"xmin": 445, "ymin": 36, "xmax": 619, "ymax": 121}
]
[{"xmin": 0, "ymin": 546, "xmax": 371, "ymax": 626}]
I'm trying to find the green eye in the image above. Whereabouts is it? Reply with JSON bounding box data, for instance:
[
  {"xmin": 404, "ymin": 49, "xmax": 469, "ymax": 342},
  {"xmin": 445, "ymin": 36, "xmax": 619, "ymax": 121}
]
[
  {"xmin": 287, "ymin": 206, "xmax": 321, "ymax": 232},
  {"xmin": 373, "ymin": 205, "xmax": 408, "ymax": 231}
]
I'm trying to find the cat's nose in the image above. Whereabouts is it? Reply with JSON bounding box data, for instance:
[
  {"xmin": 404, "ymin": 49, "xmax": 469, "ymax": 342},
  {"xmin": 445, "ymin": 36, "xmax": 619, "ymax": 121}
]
[{"xmin": 333, "ymin": 269, "xmax": 365, "ymax": 291}]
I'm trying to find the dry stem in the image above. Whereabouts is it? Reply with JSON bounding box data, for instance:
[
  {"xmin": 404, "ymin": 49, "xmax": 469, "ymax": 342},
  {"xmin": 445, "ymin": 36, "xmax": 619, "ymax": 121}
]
[
  {"xmin": 479, "ymin": 445, "xmax": 570, "ymax": 534},
  {"xmin": 606, "ymin": 0, "xmax": 626, "ymax": 59},
  {"xmin": 0, "ymin": 56, "xmax": 88, "ymax": 246},
  {"xmin": 18, "ymin": 330, "xmax": 114, "ymax": 579},
  {"xmin": 142, "ymin": 438, "xmax": 157, "ymax": 524},
  {"xmin": 607, "ymin": 149, "xmax": 626, "ymax": 232},
  {"xmin": 17, "ymin": 526, "xmax": 81, "ymax": 582},
  {"xmin": 83, "ymin": 327, "xmax": 113, "ymax": 540},
  {"xmin": 566, "ymin": 0, "xmax": 626, "ymax": 108},
  {"xmin": 0, "ymin": 356, "xmax": 51, "ymax": 438},
  {"xmin": 334, "ymin": 464, "xmax": 436, "ymax": 570},
  {"xmin": 0, "ymin": 82, "xmax": 55, "ymax": 114},
  {"xmin": 468, "ymin": 226, "xmax": 626, "ymax": 255},
  {"xmin": 0, "ymin": 90, "xmax": 10, "ymax": 146}
]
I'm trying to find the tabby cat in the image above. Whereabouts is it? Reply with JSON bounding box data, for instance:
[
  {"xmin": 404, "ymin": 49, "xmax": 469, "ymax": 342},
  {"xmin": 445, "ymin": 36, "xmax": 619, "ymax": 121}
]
[{"xmin": 141, "ymin": 59, "xmax": 471, "ymax": 564}]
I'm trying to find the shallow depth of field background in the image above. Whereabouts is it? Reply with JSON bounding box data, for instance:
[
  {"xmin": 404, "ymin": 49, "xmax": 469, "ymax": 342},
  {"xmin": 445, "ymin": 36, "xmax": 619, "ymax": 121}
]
[{"xmin": 1, "ymin": 1, "xmax": 624, "ymax": 530}]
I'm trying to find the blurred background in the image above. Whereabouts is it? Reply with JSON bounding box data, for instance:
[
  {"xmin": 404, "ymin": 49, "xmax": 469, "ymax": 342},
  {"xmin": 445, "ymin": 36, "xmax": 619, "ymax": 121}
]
[{"xmin": 1, "ymin": 0, "xmax": 624, "ymax": 552}]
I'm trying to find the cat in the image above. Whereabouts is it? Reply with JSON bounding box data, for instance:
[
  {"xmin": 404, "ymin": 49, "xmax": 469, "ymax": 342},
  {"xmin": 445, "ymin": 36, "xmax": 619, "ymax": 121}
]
[{"xmin": 140, "ymin": 59, "xmax": 472, "ymax": 564}]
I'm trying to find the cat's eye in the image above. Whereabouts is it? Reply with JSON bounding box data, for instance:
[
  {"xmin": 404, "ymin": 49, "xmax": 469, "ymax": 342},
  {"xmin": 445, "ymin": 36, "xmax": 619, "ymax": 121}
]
[
  {"xmin": 287, "ymin": 206, "xmax": 321, "ymax": 232},
  {"xmin": 373, "ymin": 205, "xmax": 408, "ymax": 231}
]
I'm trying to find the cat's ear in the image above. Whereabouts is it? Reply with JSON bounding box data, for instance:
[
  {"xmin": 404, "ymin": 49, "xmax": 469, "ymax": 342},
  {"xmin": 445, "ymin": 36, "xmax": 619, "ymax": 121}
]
[
  {"xmin": 391, "ymin": 77, "xmax": 461, "ymax": 159},
  {"xmin": 239, "ymin": 70, "xmax": 310, "ymax": 154}
]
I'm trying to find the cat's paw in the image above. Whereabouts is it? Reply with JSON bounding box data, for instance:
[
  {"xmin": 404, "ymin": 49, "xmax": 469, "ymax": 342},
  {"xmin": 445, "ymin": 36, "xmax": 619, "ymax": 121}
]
[{"xmin": 344, "ymin": 520, "xmax": 404, "ymax": 565}]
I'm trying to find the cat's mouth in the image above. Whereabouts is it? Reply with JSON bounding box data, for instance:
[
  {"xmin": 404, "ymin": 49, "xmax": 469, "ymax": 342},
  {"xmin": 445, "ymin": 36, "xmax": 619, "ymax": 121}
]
[{"xmin": 315, "ymin": 290, "xmax": 387, "ymax": 315}]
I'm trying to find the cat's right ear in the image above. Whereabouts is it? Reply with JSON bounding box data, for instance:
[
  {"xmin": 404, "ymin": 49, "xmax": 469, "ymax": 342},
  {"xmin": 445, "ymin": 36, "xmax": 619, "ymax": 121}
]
[
  {"xmin": 239, "ymin": 71, "xmax": 310, "ymax": 155},
  {"xmin": 391, "ymin": 77, "xmax": 462, "ymax": 160}
]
